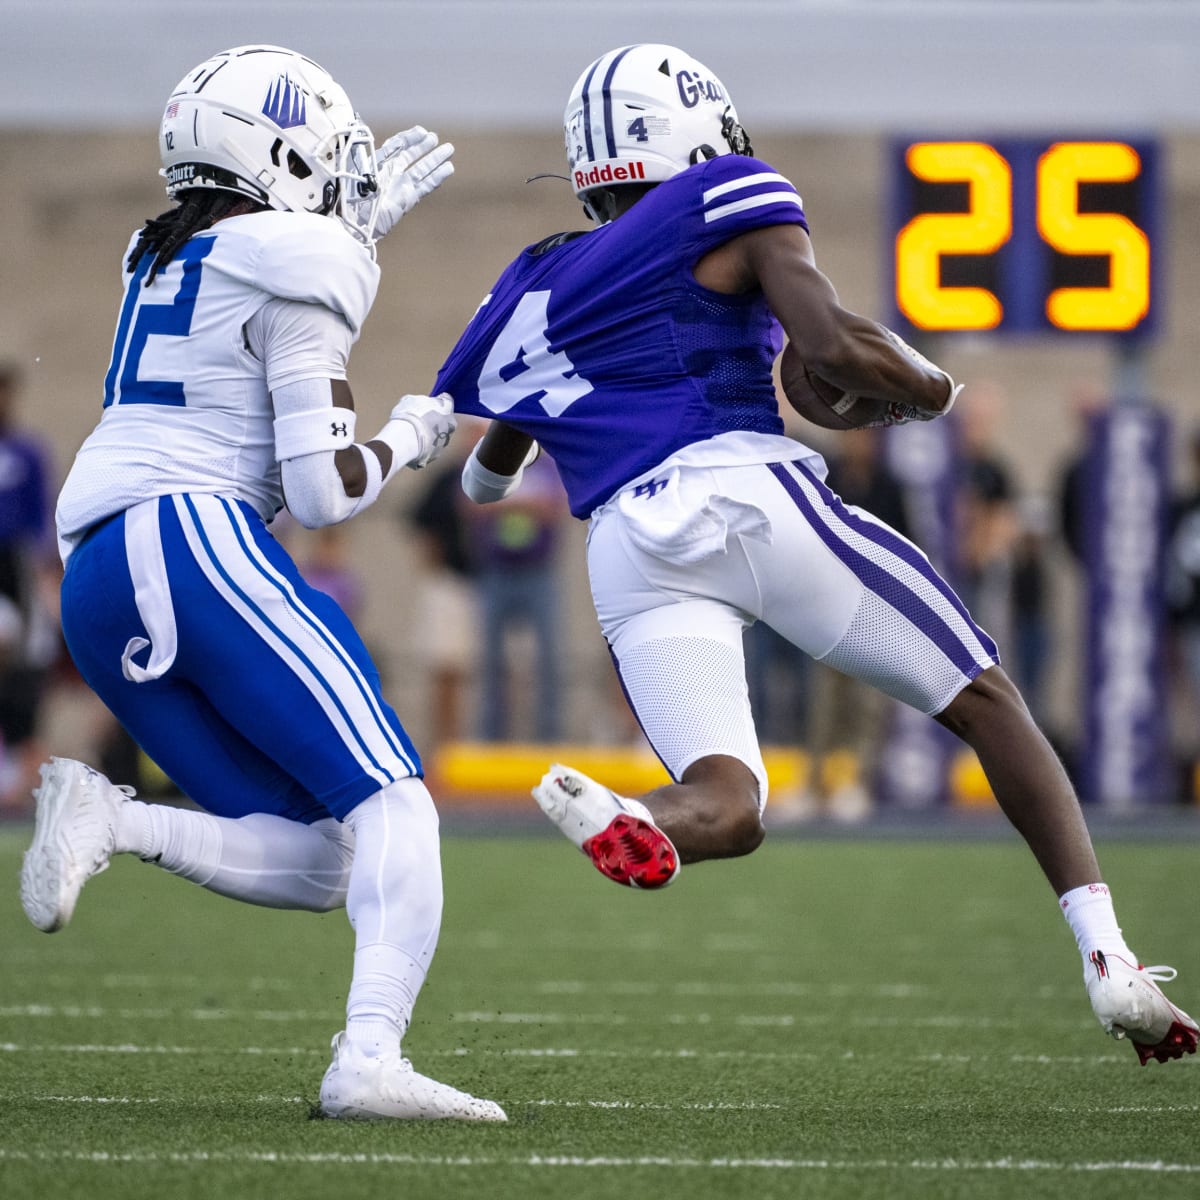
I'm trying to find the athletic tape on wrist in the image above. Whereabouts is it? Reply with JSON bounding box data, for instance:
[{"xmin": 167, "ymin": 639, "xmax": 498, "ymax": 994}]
[{"xmin": 369, "ymin": 417, "xmax": 423, "ymax": 481}]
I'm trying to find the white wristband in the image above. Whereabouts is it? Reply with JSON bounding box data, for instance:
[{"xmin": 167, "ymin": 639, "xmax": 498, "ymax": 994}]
[
  {"xmin": 462, "ymin": 445, "xmax": 523, "ymax": 503},
  {"xmin": 273, "ymin": 405, "xmax": 358, "ymax": 463}
]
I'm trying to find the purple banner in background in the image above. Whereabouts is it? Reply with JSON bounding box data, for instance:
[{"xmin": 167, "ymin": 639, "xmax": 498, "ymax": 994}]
[
  {"xmin": 875, "ymin": 417, "xmax": 963, "ymax": 808},
  {"xmin": 884, "ymin": 417, "xmax": 962, "ymax": 586},
  {"xmin": 1081, "ymin": 404, "xmax": 1172, "ymax": 808}
]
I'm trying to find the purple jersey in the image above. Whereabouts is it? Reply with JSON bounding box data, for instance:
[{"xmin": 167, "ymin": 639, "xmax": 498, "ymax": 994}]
[{"xmin": 435, "ymin": 155, "xmax": 808, "ymax": 518}]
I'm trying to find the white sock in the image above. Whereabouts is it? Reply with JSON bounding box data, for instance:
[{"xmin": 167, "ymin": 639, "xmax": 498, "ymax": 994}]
[
  {"xmin": 1059, "ymin": 882, "xmax": 1136, "ymax": 966},
  {"xmin": 345, "ymin": 943, "xmax": 430, "ymax": 1056},
  {"xmin": 114, "ymin": 797, "xmax": 153, "ymax": 856},
  {"xmin": 342, "ymin": 778, "xmax": 443, "ymax": 1057},
  {"xmin": 126, "ymin": 803, "xmax": 354, "ymax": 911}
]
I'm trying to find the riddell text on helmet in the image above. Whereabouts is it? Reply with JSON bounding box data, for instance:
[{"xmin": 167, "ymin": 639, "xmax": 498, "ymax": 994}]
[{"xmin": 574, "ymin": 161, "xmax": 648, "ymax": 190}]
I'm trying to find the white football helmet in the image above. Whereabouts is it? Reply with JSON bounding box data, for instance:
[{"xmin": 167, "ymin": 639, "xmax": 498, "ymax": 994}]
[
  {"xmin": 159, "ymin": 45, "xmax": 380, "ymax": 243},
  {"xmin": 564, "ymin": 44, "xmax": 753, "ymax": 221}
]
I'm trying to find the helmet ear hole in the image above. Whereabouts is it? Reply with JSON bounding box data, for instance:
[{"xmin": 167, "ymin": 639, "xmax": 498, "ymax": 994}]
[{"xmin": 286, "ymin": 150, "xmax": 312, "ymax": 180}]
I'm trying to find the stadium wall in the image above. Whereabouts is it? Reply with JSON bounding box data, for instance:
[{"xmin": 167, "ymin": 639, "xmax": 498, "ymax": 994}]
[{"xmin": 4, "ymin": 127, "xmax": 1200, "ymax": 759}]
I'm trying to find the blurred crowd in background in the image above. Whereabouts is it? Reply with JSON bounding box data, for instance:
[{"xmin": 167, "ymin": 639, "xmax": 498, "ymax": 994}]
[{"xmin": 3, "ymin": 357, "xmax": 1198, "ymax": 819}]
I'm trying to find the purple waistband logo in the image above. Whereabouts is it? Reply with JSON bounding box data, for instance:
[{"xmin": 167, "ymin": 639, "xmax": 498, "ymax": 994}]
[{"xmin": 633, "ymin": 478, "xmax": 669, "ymax": 499}]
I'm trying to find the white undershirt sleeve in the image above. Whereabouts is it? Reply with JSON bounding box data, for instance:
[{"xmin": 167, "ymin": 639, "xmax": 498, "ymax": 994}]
[{"xmin": 246, "ymin": 296, "xmax": 354, "ymax": 388}]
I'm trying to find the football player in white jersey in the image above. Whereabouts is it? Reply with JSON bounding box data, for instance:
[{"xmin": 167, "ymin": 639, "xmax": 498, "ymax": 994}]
[
  {"xmin": 437, "ymin": 44, "xmax": 1196, "ymax": 1066},
  {"xmin": 19, "ymin": 45, "xmax": 505, "ymax": 1121}
]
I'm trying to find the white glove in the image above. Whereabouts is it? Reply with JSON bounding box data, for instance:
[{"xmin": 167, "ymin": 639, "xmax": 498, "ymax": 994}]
[
  {"xmin": 881, "ymin": 327, "xmax": 962, "ymax": 416},
  {"xmin": 372, "ymin": 127, "xmax": 455, "ymax": 241},
  {"xmin": 387, "ymin": 392, "xmax": 457, "ymax": 468}
]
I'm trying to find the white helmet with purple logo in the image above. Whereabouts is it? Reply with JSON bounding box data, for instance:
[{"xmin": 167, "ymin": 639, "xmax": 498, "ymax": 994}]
[
  {"xmin": 564, "ymin": 44, "xmax": 753, "ymax": 220},
  {"xmin": 159, "ymin": 44, "xmax": 379, "ymax": 242}
]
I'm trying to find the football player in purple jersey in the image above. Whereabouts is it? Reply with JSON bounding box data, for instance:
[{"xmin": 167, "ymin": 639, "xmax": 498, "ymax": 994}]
[{"xmin": 435, "ymin": 44, "xmax": 1195, "ymax": 1065}]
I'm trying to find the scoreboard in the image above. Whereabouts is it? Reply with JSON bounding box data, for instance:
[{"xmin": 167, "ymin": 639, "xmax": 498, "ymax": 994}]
[{"xmin": 888, "ymin": 138, "xmax": 1159, "ymax": 337}]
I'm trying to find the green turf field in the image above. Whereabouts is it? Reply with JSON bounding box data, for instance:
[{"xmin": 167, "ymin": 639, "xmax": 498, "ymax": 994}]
[{"xmin": 2, "ymin": 824, "xmax": 1198, "ymax": 1199}]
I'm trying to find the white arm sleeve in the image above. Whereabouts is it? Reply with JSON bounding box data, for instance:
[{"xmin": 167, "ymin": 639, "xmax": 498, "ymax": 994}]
[
  {"xmin": 281, "ymin": 444, "xmax": 381, "ymax": 528},
  {"xmin": 274, "ymin": 378, "xmax": 424, "ymax": 528},
  {"xmin": 461, "ymin": 440, "xmax": 540, "ymax": 503},
  {"xmin": 259, "ymin": 298, "xmax": 424, "ymax": 527}
]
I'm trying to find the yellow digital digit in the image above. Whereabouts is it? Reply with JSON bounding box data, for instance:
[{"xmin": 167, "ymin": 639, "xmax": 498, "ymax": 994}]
[
  {"xmin": 1038, "ymin": 142, "xmax": 1150, "ymax": 331},
  {"xmin": 895, "ymin": 142, "xmax": 1011, "ymax": 330}
]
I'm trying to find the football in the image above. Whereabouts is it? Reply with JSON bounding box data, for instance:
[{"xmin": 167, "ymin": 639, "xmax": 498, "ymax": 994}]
[{"xmin": 778, "ymin": 342, "xmax": 894, "ymax": 430}]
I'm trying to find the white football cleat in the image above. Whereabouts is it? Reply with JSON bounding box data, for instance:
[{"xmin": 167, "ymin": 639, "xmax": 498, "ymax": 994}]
[
  {"xmin": 533, "ymin": 762, "xmax": 679, "ymax": 889},
  {"xmin": 318, "ymin": 1032, "xmax": 506, "ymax": 1121},
  {"xmin": 1085, "ymin": 950, "xmax": 1199, "ymax": 1065},
  {"xmin": 20, "ymin": 757, "xmax": 132, "ymax": 933}
]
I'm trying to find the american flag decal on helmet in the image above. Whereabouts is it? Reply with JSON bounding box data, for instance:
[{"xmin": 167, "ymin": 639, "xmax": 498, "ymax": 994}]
[{"xmin": 261, "ymin": 75, "xmax": 307, "ymax": 130}]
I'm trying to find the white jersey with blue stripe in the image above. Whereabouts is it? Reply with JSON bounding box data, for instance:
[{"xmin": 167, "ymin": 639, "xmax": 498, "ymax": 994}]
[
  {"xmin": 435, "ymin": 154, "xmax": 810, "ymax": 518},
  {"xmin": 55, "ymin": 210, "xmax": 378, "ymax": 562}
]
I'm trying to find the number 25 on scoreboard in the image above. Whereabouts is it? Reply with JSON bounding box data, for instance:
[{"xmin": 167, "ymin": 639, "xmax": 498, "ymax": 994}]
[{"xmin": 889, "ymin": 138, "xmax": 1158, "ymax": 336}]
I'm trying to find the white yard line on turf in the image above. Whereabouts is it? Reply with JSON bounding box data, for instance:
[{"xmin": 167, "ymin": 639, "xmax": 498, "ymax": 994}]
[
  {"xmin": 0, "ymin": 1003, "xmax": 1099, "ymax": 1032},
  {"xmin": 534, "ymin": 981, "xmax": 933, "ymax": 997},
  {"xmin": 0, "ymin": 1005, "xmax": 329, "ymax": 1021},
  {"xmin": 0, "ymin": 1149, "xmax": 1198, "ymax": 1173},
  {"xmin": 0, "ymin": 1041, "xmax": 1133, "ymax": 1064},
  {"xmin": 0, "ymin": 1094, "xmax": 781, "ymax": 1111},
  {"xmin": 0, "ymin": 1094, "xmax": 306, "ymax": 1104},
  {"xmin": 0, "ymin": 1005, "xmax": 1089, "ymax": 1032}
]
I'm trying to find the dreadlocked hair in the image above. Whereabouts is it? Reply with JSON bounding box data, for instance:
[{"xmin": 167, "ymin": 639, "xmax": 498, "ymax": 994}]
[{"xmin": 127, "ymin": 190, "xmax": 265, "ymax": 285}]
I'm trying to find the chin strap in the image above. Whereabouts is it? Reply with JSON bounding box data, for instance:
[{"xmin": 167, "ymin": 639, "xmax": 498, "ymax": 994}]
[{"xmin": 583, "ymin": 189, "xmax": 619, "ymax": 224}]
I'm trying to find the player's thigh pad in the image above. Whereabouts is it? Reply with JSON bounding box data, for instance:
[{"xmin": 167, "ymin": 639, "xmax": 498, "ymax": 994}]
[
  {"xmin": 587, "ymin": 510, "xmax": 767, "ymax": 803},
  {"xmin": 608, "ymin": 601, "xmax": 768, "ymax": 806},
  {"xmin": 759, "ymin": 461, "xmax": 998, "ymax": 714}
]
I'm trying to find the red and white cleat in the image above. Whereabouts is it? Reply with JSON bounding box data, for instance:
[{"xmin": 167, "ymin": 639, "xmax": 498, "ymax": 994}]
[
  {"xmin": 533, "ymin": 763, "xmax": 679, "ymax": 889},
  {"xmin": 1086, "ymin": 950, "xmax": 1199, "ymax": 1065}
]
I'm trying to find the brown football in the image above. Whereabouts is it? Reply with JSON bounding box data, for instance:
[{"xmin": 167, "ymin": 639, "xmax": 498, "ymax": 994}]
[{"xmin": 779, "ymin": 342, "xmax": 893, "ymax": 430}]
